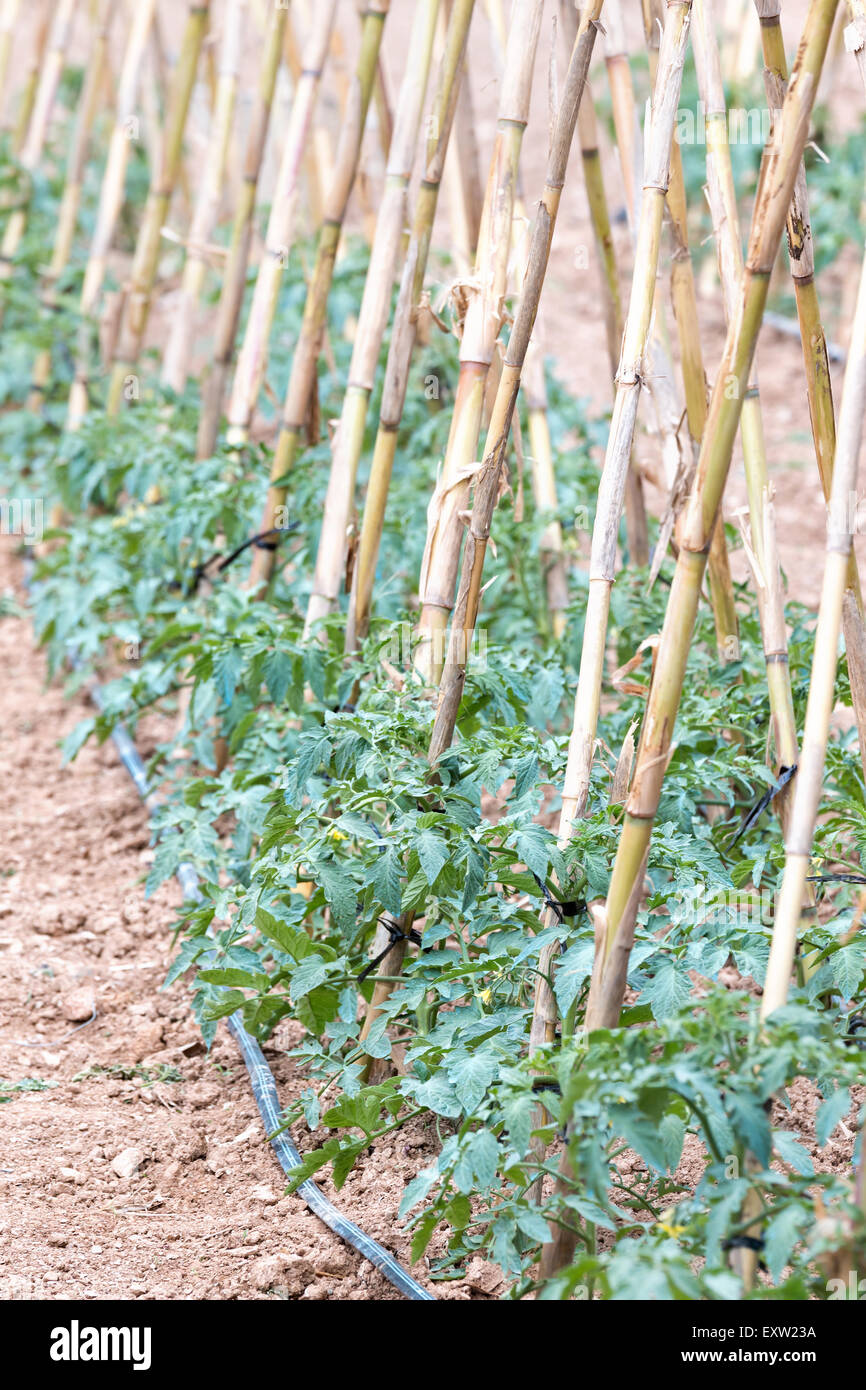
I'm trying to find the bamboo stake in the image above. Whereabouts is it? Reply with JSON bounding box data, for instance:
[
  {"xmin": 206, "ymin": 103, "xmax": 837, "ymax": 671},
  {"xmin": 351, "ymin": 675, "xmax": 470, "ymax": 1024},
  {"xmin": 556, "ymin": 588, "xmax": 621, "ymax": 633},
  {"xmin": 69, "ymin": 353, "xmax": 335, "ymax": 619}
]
[
  {"xmin": 757, "ymin": 0, "xmax": 866, "ymax": 782},
  {"xmin": 160, "ymin": 0, "xmax": 246, "ymax": 394},
  {"xmin": 412, "ymin": 0, "xmax": 545, "ymax": 684},
  {"xmin": 299, "ymin": 0, "xmax": 440, "ymax": 630},
  {"xmin": 245, "ymin": 1, "xmax": 390, "ymax": 571},
  {"xmin": 0, "ymin": 0, "xmax": 21, "ymax": 127},
  {"xmin": 692, "ymin": 0, "xmax": 801, "ymax": 795},
  {"xmin": 11, "ymin": 3, "xmax": 49, "ymax": 156},
  {"xmin": 643, "ymin": 0, "xmax": 739, "ymax": 657},
  {"xmin": 195, "ymin": 0, "xmax": 288, "ymax": 458},
  {"xmin": 524, "ymin": 335, "xmax": 569, "ymax": 639},
  {"xmin": 530, "ymin": 0, "xmax": 693, "ymax": 837},
  {"xmin": 224, "ymin": 0, "xmax": 337, "ymax": 446},
  {"xmin": 343, "ymin": 0, "xmax": 477, "ymax": 656},
  {"xmin": 428, "ymin": 0, "xmax": 607, "ymax": 765},
  {"xmin": 106, "ymin": 0, "xmax": 211, "ymax": 417},
  {"xmin": 442, "ymin": 0, "xmax": 483, "ymax": 269},
  {"xmin": 66, "ymin": 0, "xmax": 158, "ymax": 429},
  {"xmin": 763, "ymin": 0, "xmax": 866, "ymax": 1017},
  {"xmin": 589, "ymin": 0, "xmax": 838, "ymax": 1038},
  {"xmin": 27, "ymin": 0, "xmax": 113, "ymax": 411},
  {"xmin": 0, "ymin": 0, "xmax": 77, "ymax": 309}
]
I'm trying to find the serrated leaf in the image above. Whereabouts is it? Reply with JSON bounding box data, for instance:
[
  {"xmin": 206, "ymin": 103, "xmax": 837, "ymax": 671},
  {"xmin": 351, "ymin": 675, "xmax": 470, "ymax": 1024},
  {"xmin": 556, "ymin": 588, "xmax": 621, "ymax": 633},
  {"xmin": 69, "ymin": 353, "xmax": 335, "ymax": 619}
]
[
  {"xmin": 447, "ymin": 1051, "xmax": 498, "ymax": 1113},
  {"xmin": 773, "ymin": 1129, "xmax": 814, "ymax": 1176},
  {"xmin": 644, "ymin": 960, "xmax": 691, "ymax": 1021},
  {"xmin": 366, "ymin": 845, "xmax": 402, "ymax": 914},
  {"xmin": 815, "ymin": 1087, "xmax": 850, "ymax": 1147},
  {"xmin": 415, "ymin": 828, "xmax": 449, "ymax": 886},
  {"xmin": 764, "ymin": 1205, "xmax": 806, "ymax": 1282}
]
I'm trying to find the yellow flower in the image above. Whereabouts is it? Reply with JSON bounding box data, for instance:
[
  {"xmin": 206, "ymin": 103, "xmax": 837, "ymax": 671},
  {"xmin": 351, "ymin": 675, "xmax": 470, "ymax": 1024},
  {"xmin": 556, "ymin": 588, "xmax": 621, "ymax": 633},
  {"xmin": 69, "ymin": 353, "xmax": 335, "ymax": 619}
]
[
  {"xmin": 327, "ymin": 827, "xmax": 347, "ymax": 842},
  {"xmin": 656, "ymin": 1207, "xmax": 686, "ymax": 1239}
]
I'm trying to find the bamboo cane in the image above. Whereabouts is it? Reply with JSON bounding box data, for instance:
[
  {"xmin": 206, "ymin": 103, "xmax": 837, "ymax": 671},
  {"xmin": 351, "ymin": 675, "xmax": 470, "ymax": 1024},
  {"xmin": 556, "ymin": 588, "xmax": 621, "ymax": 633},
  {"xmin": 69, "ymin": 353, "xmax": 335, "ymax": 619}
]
[
  {"xmin": 160, "ymin": 0, "xmax": 246, "ymax": 394},
  {"xmin": 28, "ymin": 0, "xmax": 113, "ymax": 412},
  {"xmin": 66, "ymin": 0, "xmax": 158, "ymax": 429},
  {"xmin": 442, "ymin": 0, "xmax": 483, "ymax": 270},
  {"xmin": 342, "ymin": 0, "xmax": 477, "ymax": 656},
  {"xmin": 106, "ymin": 0, "xmax": 211, "ymax": 417},
  {"xmin": 589, "ymin": 0, "xmax": 839, "ymax": 1038},
  {"xmin": 11, "ymin": 2, "xmax": 50, "ymax": 156},
  {"xmin": 643, "ymin": 0, "xmax": 739, "ymax": 657},
  {"xmin": 245, "ymin": 1, "xmax": 390, "ymax": 576},
  {"xmin": 0, "ymin": 0, "xmax": 77, "ymax": 309},
  {"xmin": 195, "ymin": 0, "xmax": 288, "ymax": 459},
  {"xmin": 412, "ymin": 0, "xmax": 545, "ymax": 684},
  {"xmin": 299, "ymin": 0, "xmax": 440, "ymax": 631},
  {"xmin": 528, "ymin": 0, "xmax": 694, "ymax": 840},
  {"xmin": 223, "ymin": 0, "xmax": 336, "ymax": 446},
  {"xmin": 756, "ymin": 0, "xmax": 866, "ymax": 782},
  {"xmin": 523, "ymin": 335, "xmax": 569, "ymax": 639},
  {"xmin": 427, "ymin": 0, "xmax": 608, "ymax": 766},
  {"xmin": 0, "ymin": 0, "xmax": 21, "ymax": 127},
  {"xmin": 692, "ymin": 0, "xmax": 801, "ymax": 798},
  {"xmin": 762, "ymin": 0, "xmax": 866, "ymax": 1018}
]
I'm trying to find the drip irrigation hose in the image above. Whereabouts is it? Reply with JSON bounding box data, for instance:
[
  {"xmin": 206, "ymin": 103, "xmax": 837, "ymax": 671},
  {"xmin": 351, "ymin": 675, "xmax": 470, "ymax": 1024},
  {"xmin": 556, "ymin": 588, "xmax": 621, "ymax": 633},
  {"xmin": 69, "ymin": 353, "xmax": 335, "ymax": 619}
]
[{"xmin": 88, "ymin": 686, "xmax": 435, "ymax": 1301}]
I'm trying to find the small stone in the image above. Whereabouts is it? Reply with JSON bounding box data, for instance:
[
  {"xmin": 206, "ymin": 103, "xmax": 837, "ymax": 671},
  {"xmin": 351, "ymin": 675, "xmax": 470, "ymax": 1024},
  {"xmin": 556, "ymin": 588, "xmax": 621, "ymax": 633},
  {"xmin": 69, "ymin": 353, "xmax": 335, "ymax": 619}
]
[
  {"xmin": 58, "ymin": 1167, "xmax": 84, "ymax": 1184},
  {"xmin": 172, "ymin": 1130, "xmax": 207, "ymax": 1164},
  {"xmin": 47, "ymin": 1233, "xmax": 68, "ymax": 1248},
  {"xmin": 250, "ymin": 1184, "xmax": 278, "ymax": 1205},
  {"xmin": 60, "ymin": 987, "xmax": 95, "ymax": 1023},
  {"xmin": 463, "ymin": 1257, "xmax": 504, "ymax": 1295},
  {"xmin": 250, "ymin": 1254, "xmax": 287, "ymax": 1291},
  {"xmin": 186, "ymin": 1080, "xmax": 220, "ymax": 1109},
  {"xmin": 111, "ymin": 1147, "xmax": 144, "ymax": 1180}
]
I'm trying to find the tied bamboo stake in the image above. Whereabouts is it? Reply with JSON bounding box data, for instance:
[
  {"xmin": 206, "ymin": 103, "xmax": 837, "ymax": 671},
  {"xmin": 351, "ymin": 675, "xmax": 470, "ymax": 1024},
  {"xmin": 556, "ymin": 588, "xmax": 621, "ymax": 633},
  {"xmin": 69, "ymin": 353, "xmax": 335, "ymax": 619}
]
[
  {"xmin": 757, "ymin": 0, "xmax": 866, "ymax": 782},
  {"xmin": 588, "ymin": 0, "xmax": 838, "ymax": 1039},
  {"xmin": 223, "ymin": 0, "xmax": 337, "ymax": 447},
  {"xmin": 28, "ymin": 0, "xmax": 113, "ymax": 412},
  {"xmin": 106, "ymin": 0, "xmax": 211, "ymax": 417},
  {"xmin": 195, "ymin": 0, "xmax": 288, "ymax": 459},
  {"xmin": 299, "ymin": 0, "xmax": 441, "ymax": 631},
  {"xmin": 427, "ymin": 0, "xmax": 607, "ymax": 765},
  {"xmin": 343, "ymin": 0, "xmax": 477, "ymax": 657},
  {"xmin": 246, "ymin": 0, "xmax": 391, "ymax": 581},
  {"xmin": 160, "ymin": 0, "xmax": 246, "ymax": 394},
  {"xmin": 67, "ymin": 0, "xmax": 158, "ymax": 429},
  {"xmin": 0, "ymin": 0, "xmax": 77, "ymax": 315},
  {"xmin": 412, "ymin": 0, "xmax": 545, "ymax": 685}
]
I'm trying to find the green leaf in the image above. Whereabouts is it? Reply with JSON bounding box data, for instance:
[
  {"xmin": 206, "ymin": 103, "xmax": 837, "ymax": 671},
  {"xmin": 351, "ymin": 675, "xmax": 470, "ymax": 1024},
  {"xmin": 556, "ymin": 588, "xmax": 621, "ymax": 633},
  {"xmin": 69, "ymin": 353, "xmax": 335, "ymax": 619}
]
[
  {"xmin": 366, "ymin": 845, "xmax": 402, "ymax": 914},
  {"xmin": 773, "ymin": 1129, "xmax": 814, "ymax": 1176},
  {"xmin": 553, "ymin": 939, "xmax": 595, "ymax": 1017},
  {"xmin": 289, "ymin": 956, "xmax": 330, "ymax": 1000},
  {"xmin": 197, "ymin": 967, "xmax": 269, "ymax": 990},
  {"xmin": 415, "ymin": 828, "xmax": 449, "ymax": 886},
  {"xmin": 815, "ymin": 1087, "xmax": 850, "ymax": 1147},
  {"xmin": 644, "ymin": 960, "xmax": 691, "ymax": 1021},
  {"xmin": 316, "ymin": 859, "xmax": 356, "ymax": 931},
  {"xmin": 447, "ymin": 1052, "xmax": 498, "ymax": 1113},
  {"xmin": 832, "ymin": 944, "xmax": 866, "ymax": 998},
  {"xmin": 764, "ymin": 1205, "xmax": 806, "ymax": 1282}
]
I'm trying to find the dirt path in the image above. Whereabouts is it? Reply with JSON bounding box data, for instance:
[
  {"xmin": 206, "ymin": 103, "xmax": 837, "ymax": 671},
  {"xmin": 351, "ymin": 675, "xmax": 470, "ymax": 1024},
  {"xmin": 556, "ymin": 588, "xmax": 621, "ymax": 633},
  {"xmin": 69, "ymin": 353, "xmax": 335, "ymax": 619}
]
[{"xmin": 0, "ymin": 541, "xmax": 483, "ymax": 1302}]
